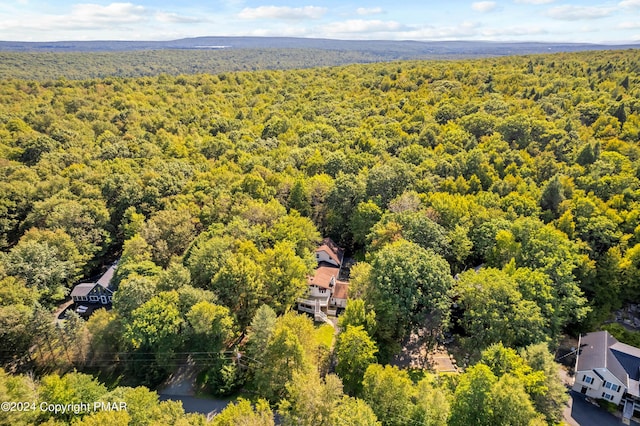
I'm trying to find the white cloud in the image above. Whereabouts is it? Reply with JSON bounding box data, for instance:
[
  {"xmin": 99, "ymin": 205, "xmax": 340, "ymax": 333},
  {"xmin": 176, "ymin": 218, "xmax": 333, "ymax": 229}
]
[
  {"xmin": 547, "ymin": 5, "xmax": 613, "ymax": 20},
  {"xmin": 472, "ymin": 1, "xmax": 497, "ymax": 12},
  {"xmin": 619, "ymin": 0, "xmax": 640, "ymax": 7},
  {"xmin": 0, "ymin": 2, "xmax": 213, "ymax": 40},
  {"xmin": 71, "ymin": 2, "xmax": 148, "ymax": 23},
  {"xmin": 0, "ymin": 2, "xmax": 151, "ymax": 33},
  {"xmin": 356, "ymin": 7, "xmax": 383, "ymax": 15},
  {"xmin": 481, "ymin": 25, "xmax": 548, "ymax": 37},
  {"xmin": 397, "ymin": 21, "xmax": 481, "ymax": 40},
  {"xmin": 314, "ymin": 19, "xmax": 483, "ymax": 40},
  {"xmin": 238, "ymin": 5, "xmax": 327, "ymax": 20},
  {"xmin": 514, "ymin": 0, "xmax": 555, "ymax": 4},
  {"xmin": 247, "ymin": 26, "xmax": 310, "ymax": 37},
  {"xmin": 156, "ymin": 11, "xmax": 202, "ymax": 24},
  {"xmin": 619, "ymin": 21, "xmax": 640, "ymax": 29},
  {"xmin": 322, "ymin": 19, "xmax": 404, "ymax": 34}
]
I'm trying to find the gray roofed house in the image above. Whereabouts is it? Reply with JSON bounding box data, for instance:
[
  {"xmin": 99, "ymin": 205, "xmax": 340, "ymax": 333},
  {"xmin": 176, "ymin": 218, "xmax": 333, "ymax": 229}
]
[
  {"xmin": 96, "ymin": 262, "xmax": 117, "ymax": 288},
  {"xmin": 573, "ymin": 330, "xmax": 640, "ymax": 420},
  {"xmin": 610, "ymin": 341, "xmax": 640, "ymax": 384},
  {"xmin": 70, "ymin": 283, "xmax": 98, "ymax": 298},
  {"xmin": 70, "ymin": 262, "xmax": 117, "ymax": 306}
]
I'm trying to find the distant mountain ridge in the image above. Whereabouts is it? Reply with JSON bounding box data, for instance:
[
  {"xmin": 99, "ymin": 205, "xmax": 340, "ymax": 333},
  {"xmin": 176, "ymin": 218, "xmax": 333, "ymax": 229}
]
[
  {"xmin": 1, "ymin": 37, "xmax": 638, "ymax": 80},
  {"xmin": 1, "ymin": 36, "xmax": 638, "ymax": 57}
]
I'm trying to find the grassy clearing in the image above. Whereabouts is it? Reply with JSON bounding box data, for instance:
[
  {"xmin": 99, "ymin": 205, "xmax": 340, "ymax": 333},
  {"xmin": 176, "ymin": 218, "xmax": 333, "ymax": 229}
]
[{"xmin": 315, "ymin": 323, "xmax": 335, "ymax": 350}]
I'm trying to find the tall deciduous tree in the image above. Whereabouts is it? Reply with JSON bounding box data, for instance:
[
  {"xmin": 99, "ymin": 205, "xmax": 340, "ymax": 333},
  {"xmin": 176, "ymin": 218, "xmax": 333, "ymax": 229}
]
[
  {"xmin": 262, "ymin": 241, "xmax": 310, "ymax": 314},
  {"xmin": 246, "ymin": 304, "xmax": 277, "ymax": 363},
  {"xmin": 111, "ymin": 234, "xmax": 161, "ymax": 288},
  {"xmin": 338, "ymin": 298, "xmax": 377, "ymax": 336},
  {"xmin": 24, "ymin": 195, "xmax": 112, "ymax": 261},
  {"xmin": 455, "ymin": 268, "xmax": 547, "ymax": 351},
  {"xmin": 288, "ymin": 179, "xmax": 312, "ymax": 217},
  {"xmin": 253, "ymin": 325, "xmax": 310, "ymax": 402},
  {"xmin": 3, "ymin": 232, "xmax": 78, "ymax": 303},
  {"xmin": 124, "ymin": 290, "xmax": 183, "ymax": 350},
  {"xmin": 521, "ymin": 342, "xmax": 569, "ymax": 424},
  {"xmin": 211, "ymin": 398, "xmax": 274, "ymax": 426},
  {"xmin": 366, "ymin": 239, "xmax": 453, "ymax": 355},
  {"xmin": 38, "ymin": 372, "xmax": 107, "ymax": 423},
  {"xmin": 183, "ymin": 233, "xmax": 233, "ymax": 289},
  {"xmin": 335, "ymin": 325, "xmax": 378, "ymax": 395},
  {"xmin": 491, "ymin": 374, "xmax": 543, "ymax": 426},
  {"xmin": 112, "ymin": 274, "xmax": 158, "ymax": 321},
  {"xmin": 186, "ymin": 301, "xmax": 236, "ymax": 353},
  {"xmin": 329, "ymin": 396, "xmax": 381, "ymax": 426},
  {"xmin": 123, "ymin": 290, "xmax": 184, "ymax": 376},
  {"xmin": 361, "ymin": 364, "xmax": 414, "ymax": 426},
  {"xmin": 412, "ymin": 376, "xmax": 450, "ymax": 426},
  {"xmin": 0, "ymin": 368, "xmax": 39, "ymax": 425},
  {"xmin": 278, "ymin": 371, "xmax": 343, "ymax": 426},
  {"xmin": 211, "ymin": 241, "xmax": 265, "ymax": 329},
  {"xmin": 270, "ymin": 210, "xmax": 321, "ymax": 260},
  {"xmin": 351, "ymin": 201, "xmax": 383, "ymax": 247},
  {"xmin": 449, "ymin": 364, "xmax": 496, "ymax": 426},
  {"xmin": 141, "ymin": 208, "xmax": 197, "ymax": 267}
]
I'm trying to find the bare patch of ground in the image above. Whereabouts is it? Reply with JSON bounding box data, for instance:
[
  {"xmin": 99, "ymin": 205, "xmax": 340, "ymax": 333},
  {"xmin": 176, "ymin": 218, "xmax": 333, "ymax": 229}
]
[{"xmin": 391, "ymin": 331, "xmax": 459, "ymax": 373}]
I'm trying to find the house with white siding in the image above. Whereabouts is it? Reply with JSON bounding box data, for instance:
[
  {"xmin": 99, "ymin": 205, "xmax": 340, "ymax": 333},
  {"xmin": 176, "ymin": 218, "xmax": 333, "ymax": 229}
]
[
  {"xmin": 573, "ymin": 330, "xmax": 640, "ymax": 421},
  {"xmin": 314, "ymin": 237, "xmax": 344, "ymax": 268},
  {"xmin": 298, "ymin": 238, "xmax": 348, "ymax": 321}
]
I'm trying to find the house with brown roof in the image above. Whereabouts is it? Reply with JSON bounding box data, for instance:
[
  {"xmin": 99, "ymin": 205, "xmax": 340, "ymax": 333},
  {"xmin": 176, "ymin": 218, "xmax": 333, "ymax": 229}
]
[
  {"xmin": 573, "ymin": 330, "xmax": 640, "ymax": 421},
  {"xmin": 315, "ymin": 237, "xmax": 344, "ymax": 268},
  {"xmin": 298, "ymin": 239, "xmax": 349, "ymax": 321}
]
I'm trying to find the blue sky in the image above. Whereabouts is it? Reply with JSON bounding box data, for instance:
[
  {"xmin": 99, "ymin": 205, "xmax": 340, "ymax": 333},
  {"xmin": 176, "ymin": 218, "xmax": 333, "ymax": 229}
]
[{"xmin": 1, "ymin": 1, "xmax": 638, "ymax": 42}]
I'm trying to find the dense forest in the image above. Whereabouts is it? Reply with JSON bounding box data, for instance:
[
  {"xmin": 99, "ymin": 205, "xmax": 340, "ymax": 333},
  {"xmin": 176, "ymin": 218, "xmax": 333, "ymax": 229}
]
[
  {"xmin": 0, "ymin": 49, "xmax": 391, "ymax": 81},
  {"xmin": 1, "ymin": 48, "xmax": 640, "ymax": 425},
  {"xmin": 1, "ymin": 40, "xmax": 637, "ymax": 81}
]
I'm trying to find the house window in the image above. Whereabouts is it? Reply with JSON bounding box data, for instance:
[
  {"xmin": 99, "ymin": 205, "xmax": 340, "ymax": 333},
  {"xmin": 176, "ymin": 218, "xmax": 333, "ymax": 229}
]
[
  {"xmin": 89, "ymin": 295, "xmax": 98, "ymax": 302},
  {"xmin": 583, "ymin": 375, "xmax": 594, "ymax": 384},
  {"xmin": 319, "ymin": 289, "xmax": 325, "ymax": 294},
  {"xmin": 604, "ymin": 381, "xmax": 620, "ymax": 392},
  {"xmin": 602, "ymin": 392, "xmax": 615, "ymax": 401}
]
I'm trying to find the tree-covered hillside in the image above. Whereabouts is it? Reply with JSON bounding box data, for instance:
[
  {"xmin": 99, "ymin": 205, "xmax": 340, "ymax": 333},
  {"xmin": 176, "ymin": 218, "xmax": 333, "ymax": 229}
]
[
  {"xmin": 1, "ymin": 48, "xmax": 640, "ymax": 424},
  {"xmin": 0, "ymin": 49, "xmax": 389, "ymax": 81}
]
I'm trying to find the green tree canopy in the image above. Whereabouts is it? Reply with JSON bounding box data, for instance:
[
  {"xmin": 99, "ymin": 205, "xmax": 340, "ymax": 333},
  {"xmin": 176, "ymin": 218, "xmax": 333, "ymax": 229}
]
[
  {"xmin": 335, "ymin": 325, "xmax": 378, "ymax": 395},
  {"xmin": 365, "ymin": 239, "xmax": 453, "ymax": 356}
]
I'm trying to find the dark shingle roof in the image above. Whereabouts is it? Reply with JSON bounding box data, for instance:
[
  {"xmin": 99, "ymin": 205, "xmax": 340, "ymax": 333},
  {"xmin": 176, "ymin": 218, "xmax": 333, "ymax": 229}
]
[
  {"xmin": 577, "ymin": 331, "xmax": 640, "ymax": 387},
  {"xmin": 70, "ymin": 260, "xmax": 118, "ymax": 299},
  {"xmin": 610, "ymin": 342, "xmax": 640, "ymax": 381}
]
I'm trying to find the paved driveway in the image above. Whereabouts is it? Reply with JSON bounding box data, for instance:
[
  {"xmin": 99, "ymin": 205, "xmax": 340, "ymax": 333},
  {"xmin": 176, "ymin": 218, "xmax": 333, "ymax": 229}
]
[
  {"xmin": 564, "ymin": 391, "xmax": 639, "ymax": 426},
  {"xmin": 159, "ymin": 394, "xmax": 231, "ymax": 416}
]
